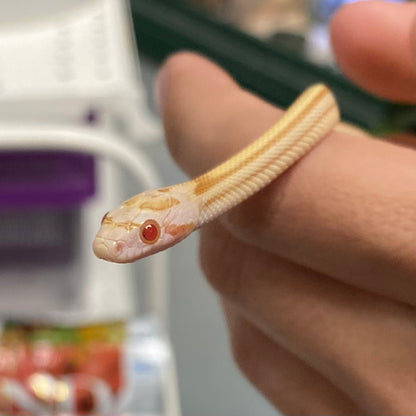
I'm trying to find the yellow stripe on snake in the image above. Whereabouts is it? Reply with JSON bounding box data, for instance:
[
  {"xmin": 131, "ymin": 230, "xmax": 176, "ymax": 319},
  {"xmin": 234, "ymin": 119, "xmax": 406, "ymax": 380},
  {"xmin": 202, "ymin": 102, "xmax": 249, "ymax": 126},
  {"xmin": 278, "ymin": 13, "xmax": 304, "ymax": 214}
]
[{"xmin": 93, "ymin": 84, "xmax": 340, "ymax": 263}]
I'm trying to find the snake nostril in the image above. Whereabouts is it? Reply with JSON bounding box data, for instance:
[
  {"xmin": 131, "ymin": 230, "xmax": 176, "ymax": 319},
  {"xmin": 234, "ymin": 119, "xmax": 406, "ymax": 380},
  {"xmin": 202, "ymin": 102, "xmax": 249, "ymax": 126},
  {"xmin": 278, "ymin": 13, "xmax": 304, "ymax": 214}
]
[
  {"xmin": 115, "ymin": 241, "xmax": 124, "ymax": 253},
  {"xmin": 101, "ymin": 211, "xmax": 110, "ymax": 225}
]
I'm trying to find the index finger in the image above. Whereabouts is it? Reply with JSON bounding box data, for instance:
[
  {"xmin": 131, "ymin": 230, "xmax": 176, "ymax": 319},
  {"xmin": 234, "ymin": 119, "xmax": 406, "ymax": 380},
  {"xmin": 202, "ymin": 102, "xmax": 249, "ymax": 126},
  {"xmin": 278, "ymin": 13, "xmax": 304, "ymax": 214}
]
[{"xmin": 157, "ymin": 52, "xmax": 415, "ymax": 304}]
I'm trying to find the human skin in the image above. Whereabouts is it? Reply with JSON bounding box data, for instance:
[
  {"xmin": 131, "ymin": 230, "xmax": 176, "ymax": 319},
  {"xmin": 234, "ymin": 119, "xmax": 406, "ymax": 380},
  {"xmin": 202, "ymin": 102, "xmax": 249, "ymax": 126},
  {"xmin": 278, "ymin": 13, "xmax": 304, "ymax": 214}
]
[{"xmin": 155, "ymin": 1, "xmax": 416, "ymax": 414}]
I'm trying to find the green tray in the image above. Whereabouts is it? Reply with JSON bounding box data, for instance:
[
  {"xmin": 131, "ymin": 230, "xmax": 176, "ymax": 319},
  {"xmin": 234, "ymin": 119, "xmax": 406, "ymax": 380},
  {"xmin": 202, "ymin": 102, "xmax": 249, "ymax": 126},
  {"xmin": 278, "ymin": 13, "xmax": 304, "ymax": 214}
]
[{"xmin": 131, "ymin": 0, "xmax": 415, "ymax": 133}]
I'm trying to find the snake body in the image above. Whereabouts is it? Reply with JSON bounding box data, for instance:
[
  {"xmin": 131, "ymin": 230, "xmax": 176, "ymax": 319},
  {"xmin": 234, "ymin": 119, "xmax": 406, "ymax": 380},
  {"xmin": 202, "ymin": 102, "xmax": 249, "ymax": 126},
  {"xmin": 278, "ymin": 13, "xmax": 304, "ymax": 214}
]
[{"xmin": 93, "ymin": 84, "xmax": 339, "ymax": 263}]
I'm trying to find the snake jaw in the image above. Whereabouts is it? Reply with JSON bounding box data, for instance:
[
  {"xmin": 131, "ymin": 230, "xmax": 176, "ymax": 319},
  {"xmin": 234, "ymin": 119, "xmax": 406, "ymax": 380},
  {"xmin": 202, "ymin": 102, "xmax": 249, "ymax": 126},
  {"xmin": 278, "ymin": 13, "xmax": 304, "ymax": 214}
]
[
  {"xmin": 93, "ymin": 236, "xmax": 116, "ymax": 261},
  {"xmin": 92, "ymin": 234, "xmax": 127, "ymax": 261},
  {"xmin": 93, "ymin": 220, "xmax": 196, "ymax": 263}
]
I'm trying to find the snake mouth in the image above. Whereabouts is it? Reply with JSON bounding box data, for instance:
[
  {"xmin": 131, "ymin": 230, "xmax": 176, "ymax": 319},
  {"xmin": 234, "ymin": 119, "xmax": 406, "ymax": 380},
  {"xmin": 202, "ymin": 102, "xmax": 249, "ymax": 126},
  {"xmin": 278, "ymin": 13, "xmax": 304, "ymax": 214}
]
[
  {"xmin": 93, "ymin": 236, "xmax": 132, "ymax": 263},
  {"xmin": 92, "ymin": 236, "xmax": 111, "ymax": 260},
  {"xmin": 93, "ymin": 236, "xmax": 125, "ymax": 262}
]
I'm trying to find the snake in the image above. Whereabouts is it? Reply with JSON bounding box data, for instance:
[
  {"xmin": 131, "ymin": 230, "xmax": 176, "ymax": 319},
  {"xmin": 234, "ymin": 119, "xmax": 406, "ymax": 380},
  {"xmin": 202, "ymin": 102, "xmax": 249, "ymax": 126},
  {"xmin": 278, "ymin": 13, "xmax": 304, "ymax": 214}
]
[{"xmin": 93, "ymin": 84, "xmax": 339, "ymax": 263}]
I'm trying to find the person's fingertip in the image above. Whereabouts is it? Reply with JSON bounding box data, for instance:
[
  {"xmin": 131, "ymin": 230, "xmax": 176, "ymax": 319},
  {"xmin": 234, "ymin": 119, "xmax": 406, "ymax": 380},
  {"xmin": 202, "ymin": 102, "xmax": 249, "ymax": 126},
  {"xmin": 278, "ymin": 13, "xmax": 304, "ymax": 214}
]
[
  {"xmin": 154, "ymin": 51, "xmax": 255, "ymax": 177},
  {"xmin": 155, "ymin": 51, "xmax": 200, "ymax": 113},
  {"xmin": 328, "ymin": 2, "xmax": 351, "ymax": 51},
  {"xmin": 330, "ymin": 1, "xmax": 416, "ymax": 103},
  {"xmin": 155, "ymin": 64, "xmax": 168, "ymax": 114},
  {"xmin": 154, "ymin": 51, "xmax": 225, "ymax": 170},
  {"xmin": 408, "ymin": 11, "xmax": 416, "ymax": 62}
]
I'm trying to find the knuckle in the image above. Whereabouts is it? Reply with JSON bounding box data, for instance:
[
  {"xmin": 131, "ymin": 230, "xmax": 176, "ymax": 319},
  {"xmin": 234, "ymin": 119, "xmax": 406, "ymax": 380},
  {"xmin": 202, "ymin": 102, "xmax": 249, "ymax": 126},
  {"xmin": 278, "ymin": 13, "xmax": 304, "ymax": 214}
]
[
  {"xmin": 231, "ymin": 337, "xmax": 254, "ymax": 380},
  {"xmin": 163, "ymin": 51, "xmax": 208, "ymax": 75},
  {"xmin": 361, "ymin": 376, "xmax": 416, "ymax": 415},
  {"xmin": 227, "ymin": 317, "xmax": 259, "ymax": 382}
]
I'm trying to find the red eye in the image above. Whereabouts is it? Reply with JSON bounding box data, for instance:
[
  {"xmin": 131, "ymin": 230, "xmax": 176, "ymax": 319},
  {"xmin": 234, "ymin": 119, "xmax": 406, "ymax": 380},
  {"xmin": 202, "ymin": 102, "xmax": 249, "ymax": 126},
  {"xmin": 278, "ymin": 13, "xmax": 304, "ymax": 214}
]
[{"xmin": 140, "ymin": 220, "xmax": 160, "ymax": 244}]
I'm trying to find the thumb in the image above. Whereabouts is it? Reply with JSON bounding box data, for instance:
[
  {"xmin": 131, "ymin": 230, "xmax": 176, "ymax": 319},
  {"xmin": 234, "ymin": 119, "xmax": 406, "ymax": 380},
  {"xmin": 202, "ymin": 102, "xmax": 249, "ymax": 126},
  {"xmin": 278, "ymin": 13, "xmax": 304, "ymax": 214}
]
[{"xmin": 330, "ymin": 0, "xmax": 416, "ymax": 103}]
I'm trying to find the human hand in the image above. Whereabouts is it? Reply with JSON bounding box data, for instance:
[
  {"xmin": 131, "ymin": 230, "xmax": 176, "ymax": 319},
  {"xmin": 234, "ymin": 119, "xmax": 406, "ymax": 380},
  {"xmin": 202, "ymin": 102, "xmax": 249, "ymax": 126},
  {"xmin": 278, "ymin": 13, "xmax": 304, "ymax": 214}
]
[{"xmin": 155, "ymin": 1, "xmax": 415, "ymax": 414}]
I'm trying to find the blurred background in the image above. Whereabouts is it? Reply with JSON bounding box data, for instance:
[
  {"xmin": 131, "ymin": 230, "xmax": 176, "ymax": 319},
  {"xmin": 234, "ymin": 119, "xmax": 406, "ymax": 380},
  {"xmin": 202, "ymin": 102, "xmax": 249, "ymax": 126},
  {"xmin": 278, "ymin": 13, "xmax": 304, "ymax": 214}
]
[{"xmin": 0, "ymin": 1, "xmax": 413, "ymax": 416}]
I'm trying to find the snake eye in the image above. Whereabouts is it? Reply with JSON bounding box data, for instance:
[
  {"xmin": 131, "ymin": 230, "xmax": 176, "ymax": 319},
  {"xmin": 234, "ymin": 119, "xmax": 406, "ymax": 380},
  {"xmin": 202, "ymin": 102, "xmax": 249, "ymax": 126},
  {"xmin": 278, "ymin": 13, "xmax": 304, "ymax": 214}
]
[{"xmin": 140, "ymin": 219, "xmax": 161, "ymax": 244}]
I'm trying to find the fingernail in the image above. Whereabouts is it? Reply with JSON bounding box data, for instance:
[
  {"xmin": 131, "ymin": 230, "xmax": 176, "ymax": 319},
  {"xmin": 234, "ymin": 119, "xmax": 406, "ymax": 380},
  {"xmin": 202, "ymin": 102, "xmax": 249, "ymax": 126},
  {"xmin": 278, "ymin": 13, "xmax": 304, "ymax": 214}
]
[{"xmin": 155, "ymin": 64, "xmax": 168, "ymax": 113}]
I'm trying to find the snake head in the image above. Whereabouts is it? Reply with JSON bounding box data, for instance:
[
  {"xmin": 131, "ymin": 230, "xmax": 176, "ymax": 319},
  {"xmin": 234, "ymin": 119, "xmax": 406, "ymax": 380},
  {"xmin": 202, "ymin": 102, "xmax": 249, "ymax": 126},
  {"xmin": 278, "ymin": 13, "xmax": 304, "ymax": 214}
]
[{"xmin": 93, "ymin": 187, "xmax": 199, "ymax": 263}]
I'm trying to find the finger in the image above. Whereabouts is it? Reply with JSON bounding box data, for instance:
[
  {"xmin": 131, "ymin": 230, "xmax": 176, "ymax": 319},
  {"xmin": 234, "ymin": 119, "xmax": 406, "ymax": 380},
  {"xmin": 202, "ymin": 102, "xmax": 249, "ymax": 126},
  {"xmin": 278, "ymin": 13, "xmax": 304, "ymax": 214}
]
[
  {"xmin": 157, "ymin": 52, "xmax": 416, "ymax": 304},
  {"xmin": 222, "ymin": 302, "xmax": 364, "ymax": 415},
  {"xmin": 330, "ymin": 1, "xmax": 416, "ymax": 103},
  {"xmin": 200, "ymin": 223, "xmax": 416, "ymax": 416}
]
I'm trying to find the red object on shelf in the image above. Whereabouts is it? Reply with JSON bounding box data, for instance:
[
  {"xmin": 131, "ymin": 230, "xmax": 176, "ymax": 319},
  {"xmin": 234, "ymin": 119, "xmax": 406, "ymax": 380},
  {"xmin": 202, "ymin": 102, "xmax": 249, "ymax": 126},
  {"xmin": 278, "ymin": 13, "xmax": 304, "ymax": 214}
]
[{"xmin": 0, "ymin": 325, "xmax": 124, "ymax": 415}]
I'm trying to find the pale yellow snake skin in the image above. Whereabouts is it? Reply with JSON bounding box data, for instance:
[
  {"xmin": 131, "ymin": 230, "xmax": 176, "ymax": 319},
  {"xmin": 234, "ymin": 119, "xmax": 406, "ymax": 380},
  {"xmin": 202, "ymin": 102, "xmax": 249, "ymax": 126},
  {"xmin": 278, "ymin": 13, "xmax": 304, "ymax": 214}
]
[{"xmin": 93, "ymin": 84, "xmax": 340, "ymax": 263}]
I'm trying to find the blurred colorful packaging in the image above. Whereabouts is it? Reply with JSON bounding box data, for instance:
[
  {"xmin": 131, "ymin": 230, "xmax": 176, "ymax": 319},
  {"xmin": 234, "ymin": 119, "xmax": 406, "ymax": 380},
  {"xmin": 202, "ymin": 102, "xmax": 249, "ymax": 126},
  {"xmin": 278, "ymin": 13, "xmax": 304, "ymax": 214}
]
[
  {"xmin": 0, "ymin": 319, "xmax": 169, "ymax": 415},
  {"xmin": 0, "ymin": 2, "xmax": 176, "ymax": 415}
]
